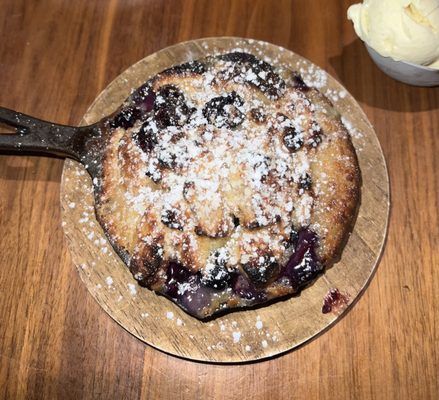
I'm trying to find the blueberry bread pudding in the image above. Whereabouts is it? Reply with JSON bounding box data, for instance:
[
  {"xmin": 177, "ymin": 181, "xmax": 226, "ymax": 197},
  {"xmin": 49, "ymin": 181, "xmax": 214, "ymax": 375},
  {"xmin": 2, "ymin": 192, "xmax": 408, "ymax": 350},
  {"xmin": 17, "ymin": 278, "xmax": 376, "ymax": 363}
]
[{"xmin": 95, "ymin": 52, "xmax": 360, "ymax": 319}]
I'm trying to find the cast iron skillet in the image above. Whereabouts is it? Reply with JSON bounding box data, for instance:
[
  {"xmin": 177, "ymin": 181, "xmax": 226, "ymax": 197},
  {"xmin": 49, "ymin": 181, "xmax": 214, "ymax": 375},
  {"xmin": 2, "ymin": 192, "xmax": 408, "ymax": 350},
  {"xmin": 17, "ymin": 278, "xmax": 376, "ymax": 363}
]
[{"xmin": 0, "ymin": 107, "xmax": 104, "ymax": 179}]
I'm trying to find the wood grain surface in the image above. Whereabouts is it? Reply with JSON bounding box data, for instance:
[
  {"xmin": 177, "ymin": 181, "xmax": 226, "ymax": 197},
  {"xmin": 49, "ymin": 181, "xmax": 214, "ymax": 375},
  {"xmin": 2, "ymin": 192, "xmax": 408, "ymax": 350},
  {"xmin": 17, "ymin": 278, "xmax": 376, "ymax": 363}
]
[{"xmin": 0, "ymin": 0, "xmax": 437, "ymax": 398}]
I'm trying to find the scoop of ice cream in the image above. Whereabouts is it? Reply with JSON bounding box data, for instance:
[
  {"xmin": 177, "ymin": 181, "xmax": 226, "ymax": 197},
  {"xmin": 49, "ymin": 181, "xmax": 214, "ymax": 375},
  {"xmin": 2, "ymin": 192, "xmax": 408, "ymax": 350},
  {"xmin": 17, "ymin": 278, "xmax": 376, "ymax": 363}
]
[{"xmin": 348, "ymin": 0, "xmax": 439, "ymax": 69}]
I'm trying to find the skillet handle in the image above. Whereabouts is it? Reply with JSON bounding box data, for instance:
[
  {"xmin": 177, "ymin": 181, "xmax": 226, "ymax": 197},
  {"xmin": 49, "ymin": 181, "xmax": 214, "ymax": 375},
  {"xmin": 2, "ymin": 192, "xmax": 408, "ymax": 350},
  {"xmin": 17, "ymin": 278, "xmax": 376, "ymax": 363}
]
[{"xmin": 0, "ymin": 106, "xmax": 88, "ymax": 160}]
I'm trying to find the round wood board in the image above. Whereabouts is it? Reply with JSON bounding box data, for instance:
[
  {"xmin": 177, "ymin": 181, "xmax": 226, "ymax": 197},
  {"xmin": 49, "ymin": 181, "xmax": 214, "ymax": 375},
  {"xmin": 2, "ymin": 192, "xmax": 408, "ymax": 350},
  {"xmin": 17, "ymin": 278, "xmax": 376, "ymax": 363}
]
[{"xmin": 60, "ymin": 37, "xmax": 389, "ymax": 363}]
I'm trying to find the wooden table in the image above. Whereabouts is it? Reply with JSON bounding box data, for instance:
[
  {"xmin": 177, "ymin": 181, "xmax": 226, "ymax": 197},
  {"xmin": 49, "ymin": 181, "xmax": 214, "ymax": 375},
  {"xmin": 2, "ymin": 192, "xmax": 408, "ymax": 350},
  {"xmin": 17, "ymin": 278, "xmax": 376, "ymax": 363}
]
[{"xmin": 0, "ymin": 1, "xmax": 437, "ymax": 398}]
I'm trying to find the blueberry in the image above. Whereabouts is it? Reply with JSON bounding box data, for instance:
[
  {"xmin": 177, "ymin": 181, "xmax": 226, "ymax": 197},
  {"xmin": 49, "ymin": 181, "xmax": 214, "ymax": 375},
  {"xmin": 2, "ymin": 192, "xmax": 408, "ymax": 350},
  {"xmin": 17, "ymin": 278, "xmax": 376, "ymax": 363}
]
[
  {"xmin": 299, "ymin": 173, "xmax": 312, "ymax": 191},
  {"xmin": 286, "ymin": 248, "xmax": 322, "ymax": 289},
  {"xmin": 218, "ymin": 52, "xmax": 286, "ymax": 99},
  {"xmin": 201, "ymin": 250, "xmax": 231, "ymax": 290},
  {"xmin": 281, "ymin": 229, "xmax": 323, "ymax": 290},
  {"xmin": 153, "ymin": 85, "xmax": 194, "ymax": 129},
  {"xmin": 283, "ymin": 126, "xmax": 304, "ymax": 152},
  {"xmin": 283, "ymin": 226, "xmax": 299, "ymax": 249},
  {"xmin": 157, "ymin": 148, "xmax": 177, "ymax": 169},
  {"xmin": 309, "ymin": 122, "xmax": 323, "ymax": 148},
  {"xmin": 202, "ymin": 91, "xmax": 245, "ymax": 129},
  {"xmin": 232, "ymin": 215, "xmax": 240, "ymax": 227},
  {"xmin": 202, "ymin": 264, "xmax": 231, "ymax": 290},
  {"xmin": 291, "ymin": 72, "xmax": 309, "ymax": 91},
  {"xmin": 110, "ymin": 106, "xmax": 142, "ymax": 129},
  {"xmin": 155, "ymin": 85, "xmax": 185, "ymax": 105},
  {"xmin": 131, "ymin": 85, "xmax": 156, "ymax": 112},
  {"xmin": 231, "ymin": 274, "xmax": 257, "ymax": 300},
  {"xmin": 165, "ymin": 262, "xmax": 198, "ymax": 299},
  {"xmin": 166, "ymin": 262, "xmax": 191, "ymax": 284},
  {"xmin": 242, "ymin": 256, "xmax": 279, "ymax": 286},
  {"xmin": 133, "ymin": 119, "xmax": 158, "ymax": 153}
]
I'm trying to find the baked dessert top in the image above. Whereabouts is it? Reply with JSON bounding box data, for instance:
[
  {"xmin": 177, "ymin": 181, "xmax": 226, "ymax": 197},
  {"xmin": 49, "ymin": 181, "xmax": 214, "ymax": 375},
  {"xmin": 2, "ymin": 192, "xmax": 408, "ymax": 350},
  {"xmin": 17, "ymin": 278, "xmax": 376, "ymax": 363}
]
[{"xmin": 94, "ymin": 52, "xmax": 360, "ymax": 319}]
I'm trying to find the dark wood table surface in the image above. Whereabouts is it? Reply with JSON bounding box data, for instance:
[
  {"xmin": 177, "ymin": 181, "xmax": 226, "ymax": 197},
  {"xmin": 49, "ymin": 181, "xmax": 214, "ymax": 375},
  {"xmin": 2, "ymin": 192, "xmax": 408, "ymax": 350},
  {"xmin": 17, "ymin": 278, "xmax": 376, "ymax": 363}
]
[{"xmin": 0, "ymin": 1, "xmax": 438, "ymax": 399}]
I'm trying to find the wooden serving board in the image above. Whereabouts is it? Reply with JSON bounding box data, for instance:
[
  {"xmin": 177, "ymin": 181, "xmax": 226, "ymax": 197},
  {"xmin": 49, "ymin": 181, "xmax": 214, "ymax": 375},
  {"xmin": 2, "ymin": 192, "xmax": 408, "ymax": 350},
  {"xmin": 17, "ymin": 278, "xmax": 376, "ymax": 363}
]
[{"xmin": 60, "ymin": 37, "xmax": 389, "ymax": 363}]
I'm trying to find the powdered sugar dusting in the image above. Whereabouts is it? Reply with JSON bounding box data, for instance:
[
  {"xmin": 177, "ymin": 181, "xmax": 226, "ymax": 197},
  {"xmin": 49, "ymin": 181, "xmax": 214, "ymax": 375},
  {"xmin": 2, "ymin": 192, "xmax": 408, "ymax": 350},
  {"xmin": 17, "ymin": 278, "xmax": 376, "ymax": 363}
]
[
  {"xmin": 232, "ymin": 331, "xmax": 241, "ymax": 343},
  {"xmin": 341, "ymin": 116, "xmax": 363, "ymax": 140},
  {"xmin": 127, "ymin": 283, "xmax": 137, "ymax": 296}
]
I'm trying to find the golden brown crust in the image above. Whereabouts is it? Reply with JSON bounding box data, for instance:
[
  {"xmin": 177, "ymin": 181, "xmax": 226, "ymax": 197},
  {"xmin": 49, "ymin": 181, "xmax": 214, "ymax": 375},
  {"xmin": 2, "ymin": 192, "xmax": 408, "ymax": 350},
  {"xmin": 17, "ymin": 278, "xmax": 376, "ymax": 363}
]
[{"xmin": 305, "ymin": 89, "xmax": 361, "ymax": 264}]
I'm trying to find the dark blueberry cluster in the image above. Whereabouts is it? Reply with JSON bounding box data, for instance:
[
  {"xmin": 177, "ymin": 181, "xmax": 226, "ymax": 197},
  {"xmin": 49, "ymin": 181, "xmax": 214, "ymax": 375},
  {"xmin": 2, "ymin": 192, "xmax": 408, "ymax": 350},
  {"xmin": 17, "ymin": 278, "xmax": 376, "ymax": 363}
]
[
  {"xmin": 202, "ymin": 266, "xmax": 230, "ymax": 290},
  {"xmin": 201, "ymin": 250, "xmax": 231, "ymax": 290},
  {"xmin": 202, "ymin": 91, "xmax": 245, "ymax": 129},
  {"xmin": 132, "ymin": 86, "xmax": 191, "ymax": 156},
  {"xmin": 111, "ymin": 86, "xmax": 156, "ymax": 130},
  {"xmin": 242, "ymin": 255, "xmax": 279, "ymax": 286},
  {"xmin": 133, "ymin": 119, "xmax": 158, "ymax": 153},
  {"xmin": 154, "ymin": 85, "xmax": 195, "ymax": 129},
  {"xmin": 131, "ymin": 84, "xmax": 156, "ymax": 111},
  {"xmin": 219, "ymin": 52, "xmax": 286, "ymax": 99},
  {"xmin": 110, "ymin": 106, "xmax": 142, "ymax": 130},
  {"xmin": 157, "ymin": 230, "xmax": 323, "ymax": 316},
  {"xmin": 164, "ymin": 262, "xmax": 222, "ymax": 317}
]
